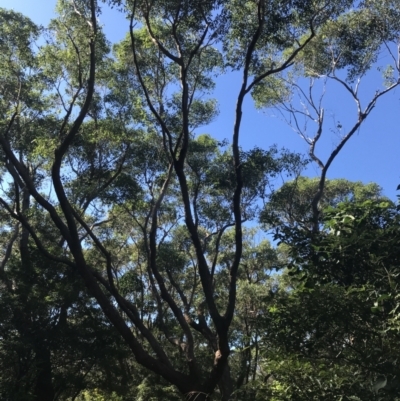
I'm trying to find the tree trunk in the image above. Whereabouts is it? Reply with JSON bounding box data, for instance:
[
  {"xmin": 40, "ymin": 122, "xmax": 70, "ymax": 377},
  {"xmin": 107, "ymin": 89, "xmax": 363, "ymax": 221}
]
[
  {"xmin": 218, "ymin": 363, "xmax": 234, "ymax": 401},
  {"xmin": 33, "ymin": 344, "xmax": 55, "ymax": 401}
]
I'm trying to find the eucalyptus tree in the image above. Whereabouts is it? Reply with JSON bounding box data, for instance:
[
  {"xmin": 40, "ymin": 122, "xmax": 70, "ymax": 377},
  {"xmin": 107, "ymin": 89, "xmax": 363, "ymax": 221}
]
[
  {"xmin": 260, "ymin": 177, "xmax": 385, "ymax": 231},
  {"xmin": 1, "ymin": 0, "xmax": 400, "ymax": 400},
  {"xmin": 252, "ymin": 0, "xmax": 400, "ymax": 231}
]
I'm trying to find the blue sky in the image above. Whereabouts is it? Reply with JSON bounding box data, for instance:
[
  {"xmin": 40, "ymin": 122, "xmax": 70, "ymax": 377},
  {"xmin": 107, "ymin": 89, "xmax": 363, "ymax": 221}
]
[{"xmin": 3, "ymin": 0, "xmax": 400, "ymax": 200}]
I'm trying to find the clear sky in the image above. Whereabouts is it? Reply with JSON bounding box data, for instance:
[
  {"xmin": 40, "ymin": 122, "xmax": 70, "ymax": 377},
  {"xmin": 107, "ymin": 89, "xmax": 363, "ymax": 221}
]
[{"xmin": 2, "ymin": 0, "xmax": 400, "ymax": 200}]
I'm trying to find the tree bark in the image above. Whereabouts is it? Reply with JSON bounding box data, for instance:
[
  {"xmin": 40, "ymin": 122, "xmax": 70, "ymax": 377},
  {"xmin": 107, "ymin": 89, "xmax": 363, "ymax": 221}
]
[
  {"xmin": 218, "ymin": 363, "xmax": 234, "ymax": 401},
  {"xmin": 33, "ymin": 344, "xmax": 55, "ymax": 401}
]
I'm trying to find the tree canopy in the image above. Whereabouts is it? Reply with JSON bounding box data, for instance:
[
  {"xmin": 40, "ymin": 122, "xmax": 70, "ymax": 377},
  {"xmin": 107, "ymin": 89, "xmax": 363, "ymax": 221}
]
[{"xmin": 0, "ymin": 1, "xmax": 399, "ymax": 400}]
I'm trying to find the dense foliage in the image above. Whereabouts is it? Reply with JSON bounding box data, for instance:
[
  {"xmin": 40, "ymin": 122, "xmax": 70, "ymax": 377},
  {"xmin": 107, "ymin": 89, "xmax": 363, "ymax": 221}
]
[{"xmin": 1, "ymin": 0, "xmax": 400, "ymax": 400}]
